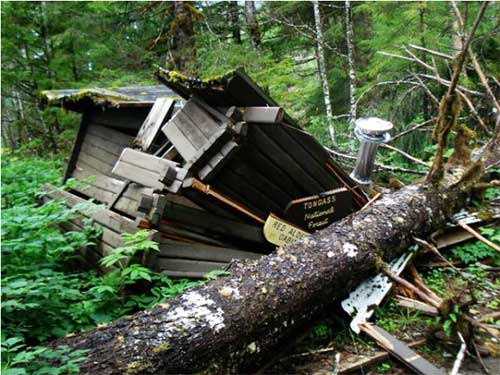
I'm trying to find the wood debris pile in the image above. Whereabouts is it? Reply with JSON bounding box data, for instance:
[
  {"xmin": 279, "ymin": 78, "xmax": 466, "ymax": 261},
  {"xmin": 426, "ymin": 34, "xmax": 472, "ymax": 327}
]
[{"xmin": 41, "ymin": 68, "xmax": 366, "ymax": 278}]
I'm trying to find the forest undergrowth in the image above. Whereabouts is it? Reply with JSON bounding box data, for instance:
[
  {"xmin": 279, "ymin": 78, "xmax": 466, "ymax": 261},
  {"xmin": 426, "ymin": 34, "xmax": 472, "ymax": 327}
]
[
  {"xmin": 1, "ymin": 154, "xmax": 205, "ymax": 374},
  {"xmin": 2, "ymin": 151, "xmax": 499, "ymax": 374}
]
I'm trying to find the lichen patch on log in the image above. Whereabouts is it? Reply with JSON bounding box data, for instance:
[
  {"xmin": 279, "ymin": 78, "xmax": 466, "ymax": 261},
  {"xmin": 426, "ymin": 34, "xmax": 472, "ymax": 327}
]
[
  {"xmin": 343, "ymin": 243, "xmax": 358, "ymax": 257},
  {"xmin": 165, "ymin": 291, "xmax": 225, "ymax": 333}
]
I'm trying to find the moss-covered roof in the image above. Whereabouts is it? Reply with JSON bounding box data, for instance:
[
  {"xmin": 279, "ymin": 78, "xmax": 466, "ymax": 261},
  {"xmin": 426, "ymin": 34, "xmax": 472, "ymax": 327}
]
[
  {"xmin": 41, "ymin": 85, "xmax": 178, "ymax": 112},
  {"xmin": 155, "ymin": 67, "xmax": 299, "ymax": 128}
]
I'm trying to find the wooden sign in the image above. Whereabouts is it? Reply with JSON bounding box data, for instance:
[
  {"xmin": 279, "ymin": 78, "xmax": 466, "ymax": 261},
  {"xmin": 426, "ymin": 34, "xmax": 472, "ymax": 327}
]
[
  {"xmin": 284, "ymin": 188, "xmax": 354, "ymax": 231},
  {"xmin": 263, "ymin": 214, "xmax": 310, "ymax": 247}
]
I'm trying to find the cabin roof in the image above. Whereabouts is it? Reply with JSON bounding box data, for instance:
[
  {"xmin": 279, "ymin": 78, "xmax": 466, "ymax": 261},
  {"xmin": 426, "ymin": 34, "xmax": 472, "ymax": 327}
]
[
  {"xmin": 41, "ymin": 85, "xmax": 179, "ymax": 112},
  {"xmin": 155, "ymin": 68, "xmax": 299, "ymax": 128}
]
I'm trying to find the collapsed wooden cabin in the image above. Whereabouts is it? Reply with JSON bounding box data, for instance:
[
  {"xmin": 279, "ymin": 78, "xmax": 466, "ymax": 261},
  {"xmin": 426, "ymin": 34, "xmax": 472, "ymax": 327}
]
[{"xmin": 41, "ymin": 69, "xmax": 367, "ymax": 278}]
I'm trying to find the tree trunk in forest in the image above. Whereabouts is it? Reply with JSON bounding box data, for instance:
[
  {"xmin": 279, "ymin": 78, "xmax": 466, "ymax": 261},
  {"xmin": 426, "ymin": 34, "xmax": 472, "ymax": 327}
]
[
  {"xmin": 312, "ymin": 0, "xmax": 335, "ymax": 145},
  {"xmin": 244, "ymin": 1, "xmax": 261, "ymax": 49},
  {"xmin": 1, "ymin": 97, "xmax": 17, "ymax": 149},
  {"xmin": 419, "ymin": 2, "xmax": 430, "ymax": 120},
  {"xmin": 52, "ymin": 183, "xmax": 470, "ymax": 374},
  {"xmin": 450, "ymin": 2, "xmax": 464, "ymax": 57},
  {"xmin": 345, "ymin": 0, "xmax": 356, "ymax": 124},
  {"xmin": 169, "ymin": 1, "xmax": 196, "ymax": 74},
  {"xmin": 39, "ymin": 1, "xmax": 55, "ymax": 82},
  {"xmin": 229, "ymin": 1, "xmax": 241, "ymax": 44}
]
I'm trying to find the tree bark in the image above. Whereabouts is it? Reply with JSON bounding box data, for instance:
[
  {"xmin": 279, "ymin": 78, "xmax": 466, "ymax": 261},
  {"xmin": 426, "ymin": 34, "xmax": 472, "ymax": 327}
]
[
  {"xmin": 450, "ymin": 2, "xmax": 464, "ymax": 57},
  {"xmin": 312, "ymin": 0, "xmax": 335, "ymax": 145},
  {"xmin": 228, "ymin": 1, "xmax": 241, "ymax": 44},
  {"xmin": 419, "ymin": 2, "xmax": 430, "ymax": 120},
  {"xmin": 169, "ymin": 1, "xmax": 197, "ymax": 74},
  {"xmin": 244, "ymin": 1, "xmax": 261, "ymax": 49},
  {"xmin": 345, "ymin": 0, "xmax": 356, "ymax": 124},
  {"xmin": 52, "ymin": 183, "xmax": 467, "ymax": 374}
]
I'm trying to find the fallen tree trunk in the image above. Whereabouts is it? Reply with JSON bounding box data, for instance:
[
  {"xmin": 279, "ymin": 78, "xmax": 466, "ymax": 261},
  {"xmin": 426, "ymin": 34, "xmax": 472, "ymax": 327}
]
[{"xmin": 52, "ymin": 183, "xmax": 466, "ymax": 374}]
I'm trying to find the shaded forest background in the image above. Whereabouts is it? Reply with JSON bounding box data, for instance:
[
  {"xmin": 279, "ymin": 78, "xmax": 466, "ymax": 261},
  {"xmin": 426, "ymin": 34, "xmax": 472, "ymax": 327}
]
[{"xmin": 2, "ymin": 1, "xmax": 499, "ymax": 162}]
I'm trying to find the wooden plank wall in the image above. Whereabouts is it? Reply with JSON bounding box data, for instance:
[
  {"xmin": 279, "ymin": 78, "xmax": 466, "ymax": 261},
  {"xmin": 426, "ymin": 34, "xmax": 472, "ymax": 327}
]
[
  {"xmin": 157, "ymin": 237, "xmax": 262, "ymax": 278},
  {"xmin": 70, "ymin": 123, "xmax": 142, "ymax": 217},
  {"xmin": 42, "ymin": 185, "xmax": 156, "ymax": 272},
  {"xmin": 200, "ymin": 122, "xmax": 344, "ymax": 218}
]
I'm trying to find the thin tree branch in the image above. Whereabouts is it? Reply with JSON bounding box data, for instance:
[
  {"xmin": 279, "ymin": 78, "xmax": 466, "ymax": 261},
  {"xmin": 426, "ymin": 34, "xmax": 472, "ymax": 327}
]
[
  {"xmin": 391, "ymin": 118, "xmax": 436, "ymax": 141},
  {"xmin": 409, "ymin": 44, "xmax": 453, "ymax": 61},
  {"xmin": 447, "ymin": 1, "xmax": 489, "ymax": 96},
  {"xmin": 412, "ymin": 73, "xmax": 439, "ymax": 105},
  {"xmin": 469, "ymin": 52, "xmax": 500, "ymax": 113},
  {"xmin": 417, "ymin": 73, "xmax": 485, "ymax": 97},
  {"xmin": 377, "ymin": 51, "xmax": 415, "ymax": 62},
  {"xmin": 403, "ymin": 47, "xmax": 435, "ymax": 72},
  {"xmin": 457, "ymin": 221, "xmax": 500, "ymax": 253},
  {"xmin": 456, "ymin": 89, "xmax": 490, "ymax": 133},
  {"xmin": 381, "ymin": 143, "xmax": 431, "ymax": 167},
  {"xmin": 450, "ymin": 332, "xmax": 467, "ymax": 375},
  {"xmin": 325, "ymin": 147, "xmax": 427, "ymax": 175},
  {"xmin": 382, "ymin": 267, "xmax": 441, "ymax": 308}
]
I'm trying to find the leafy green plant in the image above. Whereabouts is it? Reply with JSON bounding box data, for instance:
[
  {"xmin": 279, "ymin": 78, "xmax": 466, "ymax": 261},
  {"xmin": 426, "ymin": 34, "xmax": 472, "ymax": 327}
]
[
  {"xmin": 100, "ymin": 230, "xmax": 159, "ymax": 270},
  {"xmin": 435, "ymin": 304, "xmax": 460, "ymax": 337},
  {"xmin": 312, "ymin": 323, "xmax": 330, "ymax": 339},
  {"xmin": 1, "ymin": 336, "xmax": 88, "ymax": 375},
  {"xmin": 376, "ymin": 361, "xmax": 392, "ymax": 373},
  {"xmin": 1, "ymin": 155, "xmax": 201, "ymax": 372},
  {"xmin": 452, "ymin": 227, "xmax": 500, "ymax": 266}
]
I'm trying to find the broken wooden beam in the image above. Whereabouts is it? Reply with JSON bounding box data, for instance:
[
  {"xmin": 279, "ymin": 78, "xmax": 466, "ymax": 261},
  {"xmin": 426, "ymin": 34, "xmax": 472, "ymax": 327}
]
[
  {"xmin": 359, "ymin": 323, "xmax": 445, "ymax": 375},
  {"xmin": 394, "ymin": 295, "xmax": 439, "ymax": 316},
  {"xmin": 112, "ymin": 148, "xmax": 188, "ymax": 193},
  {"xmin": 183, "ymin": 177, "xmax": 266, "ymax": 224},
  {"xmin": 134, "ymin": 97, "xmax": 175, "ymax": 152},
  {"xmin": 243, "ymin": 106, "xmax": 284, "ymax": 124}
]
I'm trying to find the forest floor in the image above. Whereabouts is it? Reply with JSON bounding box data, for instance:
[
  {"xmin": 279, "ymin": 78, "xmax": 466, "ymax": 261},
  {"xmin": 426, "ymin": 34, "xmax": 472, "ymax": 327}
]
[
  {"xmin": 2, "ymin": 154, "xmax": 499, "ymax": 374},
  {"xmin": 266, "ymin": 228, "xmax": 500, "ymax": 374}
]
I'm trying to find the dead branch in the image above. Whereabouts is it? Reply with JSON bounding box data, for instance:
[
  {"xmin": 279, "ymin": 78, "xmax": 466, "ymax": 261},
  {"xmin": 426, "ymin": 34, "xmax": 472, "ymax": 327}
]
[
  {"xmin": 408, "ymin": 44, "xmax": 454, "ymax": 61},
  {"xmin": 382, "ymin": 267, "xmax": 441, "ymax": 308},
  {"xmin": 380, "ymin": 143, "xmax": 430, "ymax": 168},
  {"xmin": 377, "ymin": 50, "xmax": 414, "ymax": 63},
  {"xmin": 325, "ymin": 147, "xmax": 427, "ymax": 175},
  {"xmin": 469, "ymin": 52, "xmax": 500, "ymax": 113},
  {"xmin": 412, "ymin": 73, "xmax": 439, "ymax": 105},
  {"xmin": 408, "ymin": 264, "xmax": 444, "ymax": 304},
  {"xmin": 472, "ymin": 339, "xmax": 490, "ymax": 374},
  {"xmin": 473, "ymin": 180, "xmax": 500, "ymax": 190},
  {"xmin": 418, "ymin": 73, "xmax": 484, "ymax": 97},
  {"xmin": 457, "ymin": 221, "xmax": 500, "ymax": 253},
  {"xmin": 451, "ymin": 0, "xmax": 499, "ymax": 115},
  {"xmin": 476, "ymin": 311, "xmax": 500, "ymax": 324},
  {"xmin": 360, "ymin": 193, "xmax": 382, "ymax": 210},
  {"xmin": 354, "ymin": 77, "xmax": 416, "ymax": 107},
  {"xmin": 413, "ymin": 237, "xmax": 463, "ymax": 274},
  {"xmin": 403, "ymin": 46, "xmax": 435, "ymax": 72},
  {"xmin": 391, "ymin": 118, "xmax": 436, "ymax": 141},
  {"xmin": 447, "ymin": 2, "xmax": 489, "ymax": 96},
  {"xmin": 456, "ymin": 89, "xmax": 490, "ymax": 133},
  {"xmin": 450, "ymin": 332, "xmax": 467, "ymax": 375},
  {"xmin": 451, "ymin": 1, "xmax": 465, "ymax": 32}
]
